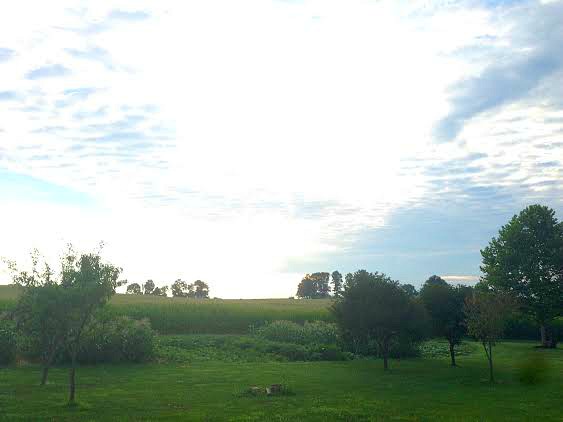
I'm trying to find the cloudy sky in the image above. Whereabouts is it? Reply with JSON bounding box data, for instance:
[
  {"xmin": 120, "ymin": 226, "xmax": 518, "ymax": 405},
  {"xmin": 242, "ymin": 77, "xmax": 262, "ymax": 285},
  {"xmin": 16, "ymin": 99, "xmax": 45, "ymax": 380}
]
[{"xmin": 1, "ymin": 0, "xmax": 562, "ymax": 298}]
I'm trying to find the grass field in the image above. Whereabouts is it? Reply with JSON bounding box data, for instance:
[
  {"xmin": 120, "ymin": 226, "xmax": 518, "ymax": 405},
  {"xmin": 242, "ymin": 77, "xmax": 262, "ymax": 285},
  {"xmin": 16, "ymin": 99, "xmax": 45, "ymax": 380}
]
[
  {"xmin": 0, "ymin": 285, "xmax": 331, "ymax": 334},
  {"xmin": 1, "ymin": 340, "xmax": 561, "ymax": 421}
]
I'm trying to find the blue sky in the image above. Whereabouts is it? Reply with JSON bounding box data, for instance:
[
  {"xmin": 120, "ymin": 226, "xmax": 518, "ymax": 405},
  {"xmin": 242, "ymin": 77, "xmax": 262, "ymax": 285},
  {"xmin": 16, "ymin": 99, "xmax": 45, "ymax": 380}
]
[{"xmin": 1, "ymin": 0, "xmax": 562, "ymax": 297}]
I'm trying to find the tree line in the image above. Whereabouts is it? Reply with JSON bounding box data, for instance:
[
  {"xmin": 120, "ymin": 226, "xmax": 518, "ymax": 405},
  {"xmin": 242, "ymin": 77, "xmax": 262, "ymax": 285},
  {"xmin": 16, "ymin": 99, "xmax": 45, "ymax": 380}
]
[
  {"xmin": 126, "ymin": 279, "xmax": 210, "ymax": 299},
  {"xmin": 306, "ymin": 205, "xmax": 563, "ymax": 379}
]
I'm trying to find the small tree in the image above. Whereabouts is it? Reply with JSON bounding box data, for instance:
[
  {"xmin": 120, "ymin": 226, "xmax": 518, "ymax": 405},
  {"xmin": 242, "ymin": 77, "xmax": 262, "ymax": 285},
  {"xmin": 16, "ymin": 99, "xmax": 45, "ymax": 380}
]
[
  {"xmin": 126, "ymin": 283, "xmax": 142, "ymax": 295},
  {"xmin": 420, "ymin": 276, "xmax": 470, "ymax": 366},
  {"xmin": 331, "ymin": 271, "xmax": 343, "ymax": 297},
  {"xmin": 61, "ymin": 249, "xmax": 122, "ymax": 403},
  {"xmin": 188, "ymin": 280, "xmax": 209, "ymax": 299},
  {"xmin": 171, "ymin": 279, "xmax": 189, "ymax": 297},
  {"xmin": 9, "ymin": 252, "xmax": 66, "ymax": 385},
  {"xmin": 332, "ymin": 270, "xmax": 428, "ymax": 370},
  {"xmin": 464, "ymin": 292, "xmax": 515, "ymax": 382},
  {"xmin": 143, "ymin": 280, "xmax": 155, "ymax": 295}
]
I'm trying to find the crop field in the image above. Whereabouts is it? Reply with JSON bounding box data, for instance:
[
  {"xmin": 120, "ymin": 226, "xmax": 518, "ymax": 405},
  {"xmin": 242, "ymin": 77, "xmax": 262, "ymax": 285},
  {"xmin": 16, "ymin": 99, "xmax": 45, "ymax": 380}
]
[
  {"xmin": 1, "ymin": 340, "xmax": 562, "ymax": 421},
  {"xmin": 0, "ymin": 285, "xmax": 331, "ymax": 334}
]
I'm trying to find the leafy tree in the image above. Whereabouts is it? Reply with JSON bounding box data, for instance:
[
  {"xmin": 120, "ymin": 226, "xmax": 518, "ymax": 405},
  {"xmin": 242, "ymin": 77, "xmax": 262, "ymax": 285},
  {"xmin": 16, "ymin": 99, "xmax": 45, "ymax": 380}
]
[
  {"xmin": 126, "ymin": 283, "xmax": 142, "ymax": 295},
  {"xmin": 9, "ymin": 253, "xmax": 66, "ymax": 385},
  {"xmin": 152, "ymin": 286, "xmax": 169, "ymax": 297},
  {"xmin": 188, "ymin": 280, "xmax": 209, "ymax": 299},
  {"xmin": 171, "ymin": 279, "xmax": 189, "ymax": 297},
  {"xmin": 296, "ymin": 272, "xmax": 330, "ymax": 299},
  {"xmin": 332, "ymin": 270, "xmax": 428, "ymax": 370},
  {"xmin": 331, "ymin": 271, "xmax": 343, "ymax": 297},
  {"xmin": 143, "ymin": 279, "xmax": 155, "ymax": 295},
  {"xmin": 400, "ymin": 283, "xmax": 418, "ymax": 298},
  {"xmin": 60, "ymin": 249, "xmax": 122, "ymax": 403},
  {"xmin": 465, "ymin": 292, "xmax": 515, "ymax": 382},
  {"xmin": 420, "ymin": 276, "xmax": 471, "ymax": 366},
  {"xmin": 480, "ymin": 205, "xmax": 563, "ymax": 348}
]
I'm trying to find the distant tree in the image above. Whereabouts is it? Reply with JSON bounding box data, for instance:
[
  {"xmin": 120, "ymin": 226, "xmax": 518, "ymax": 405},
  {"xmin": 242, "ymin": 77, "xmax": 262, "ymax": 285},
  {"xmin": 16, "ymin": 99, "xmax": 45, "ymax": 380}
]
[
  {"xmin": 171, "ymin": 279, "xmax": 189, "ymax": 297},
  {"xmin": 296, "ymin": 272, "xmax": 330, "ymax": 299},
  {"xmin": 61, "ymin": 249, "xmax": 122, "ymax": 403},
  {"xmin": 332, "ymin": 270, "xmax": 428, "ymax": 370},
  {"xmin": 465, "ymin": 292, "xmax": 515, "ymax": 382},
  {"xmin": 152, "ymin": 286, "xmax": 168, "ymax": 297},
  {"xmin": 143, "ymin": 280, "xmax": 155, "ymax": 295},
  {"xmin": 400, "ymin": 283, "xmax": 418, "ymax": 298},
  {"xmin": 425, "ymin": 275, "xmax": 448, "ymax": 287},
  {"xmin": 480, "ymin": 204, "xmax": 563, "ymax": 348},
  {"xmin": 188, "ymin": 280, "xmax": 209, "ymax": 299},
  {"xmin": 331, "ymin": 271, "xmax": 343, "ymax": 297},
  {"xmin": 126, "ymin": 283, "xmax": 142, "ymax": 295},
  {"xmin": 420, "ymin": 277, "xmax": 471, "ymax": 366}
]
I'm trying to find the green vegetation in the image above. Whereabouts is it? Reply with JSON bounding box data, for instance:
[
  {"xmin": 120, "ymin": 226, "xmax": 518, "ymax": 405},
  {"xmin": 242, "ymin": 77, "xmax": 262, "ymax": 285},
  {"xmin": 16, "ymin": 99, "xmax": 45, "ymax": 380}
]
[{"xmin": 1, "ymin": 341, "xmax": 561, "ymax": 421}]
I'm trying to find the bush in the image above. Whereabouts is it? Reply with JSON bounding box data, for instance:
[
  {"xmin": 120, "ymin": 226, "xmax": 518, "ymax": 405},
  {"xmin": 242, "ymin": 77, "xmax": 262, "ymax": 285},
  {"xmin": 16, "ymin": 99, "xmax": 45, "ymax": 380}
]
[
  {"xmin": 77, "ymin": 316, "xmax": 156, "ymax": 363},
  {"xmin": 0, "ymin": 318, "xmax": 17, "ymax": 364},
  {"xmin": 255, "ymin": 320, "xmax": 338, "ymax": 345},
  {"xmin": 517, "ymin": 352, "xmax": 549, "ymax": 385}
]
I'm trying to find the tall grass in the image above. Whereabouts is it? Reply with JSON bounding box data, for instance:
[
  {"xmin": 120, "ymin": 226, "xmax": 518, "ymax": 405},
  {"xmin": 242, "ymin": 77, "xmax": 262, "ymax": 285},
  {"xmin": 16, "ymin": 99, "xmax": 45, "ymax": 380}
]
[{"xmin": 0, "ymin": 285, "xmax": 332, "ymax": 334}]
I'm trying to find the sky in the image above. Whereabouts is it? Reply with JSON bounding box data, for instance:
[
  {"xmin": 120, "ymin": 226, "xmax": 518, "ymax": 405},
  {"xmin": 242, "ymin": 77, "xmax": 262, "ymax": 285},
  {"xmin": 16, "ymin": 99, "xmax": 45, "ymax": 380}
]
[{"xmin": 0, "ymin": 0, "xmax": 562, "ymax": 298}]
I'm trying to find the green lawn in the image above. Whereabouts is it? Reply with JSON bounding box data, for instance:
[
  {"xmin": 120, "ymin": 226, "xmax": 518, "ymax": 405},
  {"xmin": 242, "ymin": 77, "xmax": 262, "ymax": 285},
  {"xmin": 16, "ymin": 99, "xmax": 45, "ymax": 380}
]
[{"xmin": 1, "ymin": 341, "xmax": 561, "ymax": 421}]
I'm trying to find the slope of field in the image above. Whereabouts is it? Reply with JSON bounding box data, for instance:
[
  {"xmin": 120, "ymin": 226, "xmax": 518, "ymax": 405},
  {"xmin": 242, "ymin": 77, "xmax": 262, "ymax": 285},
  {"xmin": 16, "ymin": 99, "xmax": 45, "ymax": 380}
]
[
  {"xmin": 1, "ymin": 341, "xmax": 561, "ymax": 421},
  {"xmin": 0, "ymin": 285, "xmax": 332, "ymax": 334}
]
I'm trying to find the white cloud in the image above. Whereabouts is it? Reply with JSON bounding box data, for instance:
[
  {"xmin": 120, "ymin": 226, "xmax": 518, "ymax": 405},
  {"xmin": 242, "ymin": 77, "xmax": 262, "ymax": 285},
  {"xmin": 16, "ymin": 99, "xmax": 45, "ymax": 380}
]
[{"xmin": 1, "ymin": 0, "xmax": 562, "ymax": 296}]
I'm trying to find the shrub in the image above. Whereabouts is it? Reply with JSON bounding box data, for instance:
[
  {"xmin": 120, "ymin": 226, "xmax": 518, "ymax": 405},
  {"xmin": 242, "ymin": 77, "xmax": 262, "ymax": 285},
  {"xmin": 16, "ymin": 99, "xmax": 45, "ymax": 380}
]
[
  {"xmin": 517, "ymin": 352, "xmax": 549, "ymax": 385},
  {"xmin": 0, "ymin": 318, "xmax": 17, "ymax": 364},
  {"xmin": 77, "ymin": 316, "xmax": 156, "ymax": 363},
  {"xmin": 255, "ymin": 320, "xmax": 338, "ymax": 345}
]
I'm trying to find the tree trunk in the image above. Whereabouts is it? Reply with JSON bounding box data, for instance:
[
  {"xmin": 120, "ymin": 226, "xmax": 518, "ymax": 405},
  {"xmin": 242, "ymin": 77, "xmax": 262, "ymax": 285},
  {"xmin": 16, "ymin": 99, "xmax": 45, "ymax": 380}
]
[
  {"xmin": 382, "ymin": 340, "xmax": 389, "ymax": 370},
  {"xmin": 69, "ymin": 353, "xmax": 77, "ymax": 404},
  {"xmin": 449, "ymin": 342, "xmax": 456, "ymax": 367},
  {"xmin": 40, "ymin": 366, "xmax": 49, "ymax": 386},
  {"xmin": 540, "ymin": 325, "xmax": 549, "ymax": 347},
  {"xmin": 488, "ymin": 342, "xmax": 494, "ymax": 383}
]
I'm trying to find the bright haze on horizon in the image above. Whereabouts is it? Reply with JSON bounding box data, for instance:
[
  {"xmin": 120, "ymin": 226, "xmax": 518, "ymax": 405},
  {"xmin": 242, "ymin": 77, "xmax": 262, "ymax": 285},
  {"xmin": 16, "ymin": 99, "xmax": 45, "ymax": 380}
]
[{"xmin": 0, "ymin": 0, "xmax": 562, "ymax": 298}]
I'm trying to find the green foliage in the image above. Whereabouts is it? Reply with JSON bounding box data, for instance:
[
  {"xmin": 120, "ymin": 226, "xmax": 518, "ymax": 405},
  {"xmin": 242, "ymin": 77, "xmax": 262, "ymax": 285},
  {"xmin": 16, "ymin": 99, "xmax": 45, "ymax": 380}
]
[
  {"xmin": 420, "ymin": 276, "xmax": 472, "ymax": 365},
  {"xmin": 517, "ymin": 352, "xmax": 550, "ymax": 385},
  {"xmin": 106, "ymin": 296, "xmax": 332, "ymax": 334},
  {"xmin": 296, "ymin": 272, "xmax": 330, "ymax": 299},
  {"xmin": 77, "ymin": 316, "xmax": 156, "ymax": 363},
  {"xmin": 126, "ymin": 283, "xmax": 142, "ymax": 295},
  {"xmin": 332, "ymin": 270, "xmax": 429, "ymax": 368},
  {"xmin": 143, "ymin": 280, "xmax": 155, "ymax": 295},
  {"xmin": 171, "ymin": 279, "xmax": 189, "ymax": 297},
  {"xmin": 157, "ymin": 334, "xmax": 353, "ymax": 364},
  {"xmin": 187, "ymin": 280, "xmax": 209, "ymax": 299},
  {"xmin": 255, "ymin": 320, "xmax": 338, "ymax": 345},
  {"xmin": 480, "ymin": 204, "xmax": 563, "ymax": 347},
  {"xmin": 0, "ymin": 318, "xmax": 17, "ymax": 364},
  {"xmin": 331, "ymin": 271, "xmax": 343, "ymax": 297}
]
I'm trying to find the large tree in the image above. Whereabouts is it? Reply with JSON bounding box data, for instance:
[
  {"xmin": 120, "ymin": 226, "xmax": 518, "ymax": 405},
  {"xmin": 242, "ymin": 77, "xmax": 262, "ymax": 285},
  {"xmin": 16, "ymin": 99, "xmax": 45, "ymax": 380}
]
[
  {"xmin": 420, "ymin": 275, "xmax": 471, "ymax": 366},
  {"xmin": 143, "ymin": 280, "xmax": 155, "ymax": 295},
  {"xmin": 332, "ymin": 270, "xmax": 428, "ymax": 370},
  {"xmin": 480, "ymin": 205, "xmax": 563, "ymax": 348},
  {"xmin": 296, "ymin": 272, "xmax": 330, "ymax": 299}
]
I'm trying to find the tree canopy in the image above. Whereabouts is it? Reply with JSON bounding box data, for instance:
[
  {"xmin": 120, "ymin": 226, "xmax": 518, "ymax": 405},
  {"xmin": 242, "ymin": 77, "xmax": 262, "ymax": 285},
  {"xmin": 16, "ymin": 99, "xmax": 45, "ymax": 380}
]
[
  {"xmin": 296, "ymin": 272, "xmax": 330, "ymax": 299},
  {"xmin": 480, "ymin": 204, "xmax": 563, "ymax": 347}
]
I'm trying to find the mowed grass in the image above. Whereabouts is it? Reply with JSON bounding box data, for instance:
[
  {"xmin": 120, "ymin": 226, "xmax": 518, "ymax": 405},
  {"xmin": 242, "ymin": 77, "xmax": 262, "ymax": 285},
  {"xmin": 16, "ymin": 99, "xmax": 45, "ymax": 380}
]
[
  {"xmin": 0, "ymin": 341, "xmax": 561, "ymax": 421},
  {"xmin": 0, "ymin": 285, "xmax": 331, "ymax": 334}
]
